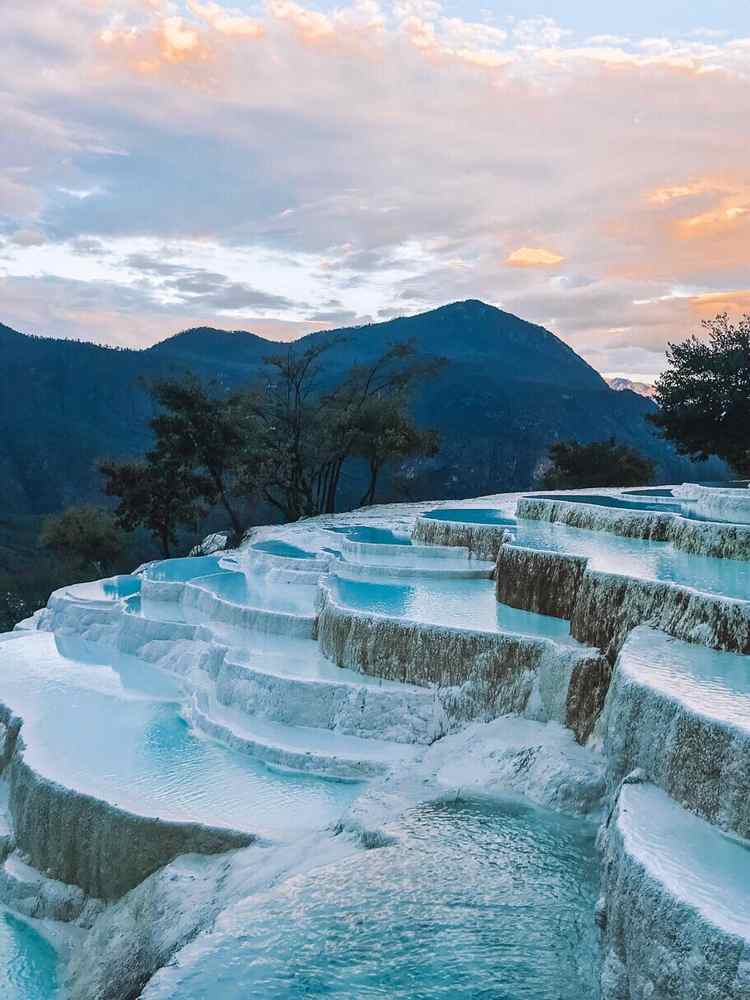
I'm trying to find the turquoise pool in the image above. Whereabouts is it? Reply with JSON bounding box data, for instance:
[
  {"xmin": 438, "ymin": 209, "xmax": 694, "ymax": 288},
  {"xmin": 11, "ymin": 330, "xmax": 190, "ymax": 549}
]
[
  {"xmin": 142, "ymin": 556, "xmax": 224, "ymax": 583},
  {"xmin": 143, "ymin": 796, "xmax": 599, "ymax": 999},
  {"xmin": 252, "ymin": 540, "xmax": 317, "ymax": 559},
  {"xmin": 513, "ymin": 520, "xmax": 750, "ymax": 600},
  {"xmin": 422, "ymin": 508, "xmax": 516, "ymax": 526},
  {"xmin": 532, "ymin": 492, "xmax": 750, "ymax": 526},
  {"xmin": 66, "ymin": 575, "xmax": 141, "ymax": 602},
  {"xmin": 533, "ymin": 493, "xmax": 686, "ymax": 514},
  {"xmin": 0, "ymin": 634, "xmax": 359, "ymax": 838},
  {"xmin": 197, "ymin": 571, "xmax": 317, "ymax": 616},
  {"xmin": 0, "ymin": 909, "xmax": 59, "ymax": 1000},
  {"xmin": 330, "ymin": 575, "xmax": 577, "ymax": 642}
]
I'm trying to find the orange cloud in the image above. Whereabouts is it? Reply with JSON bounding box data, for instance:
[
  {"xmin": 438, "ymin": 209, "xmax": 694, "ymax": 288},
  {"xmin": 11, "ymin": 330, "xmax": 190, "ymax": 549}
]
[
  {"xmin": 99, "ymin": 15, "xmax": 209, "ymax": 72},
  {"xmin": 647, "ymin": 179, "xmax": 719, "ymax": 204},
  {"xmin": 187, "ymin": 1, "xmax": 264, "ymax": 39},
  {"xmin": 681, "ymin": 203, "xmax": 749, "ymax": 232},
  {"xmin": 269, "ymin": 0, "xmax": 336, "ymax": 43},
  {"xmin": 688, "ymin": 289, "xmax": 750, "ymax": 318},
  {"xmin": 505, "ymin": 247, "xmax": 565, "ymax": 267}
]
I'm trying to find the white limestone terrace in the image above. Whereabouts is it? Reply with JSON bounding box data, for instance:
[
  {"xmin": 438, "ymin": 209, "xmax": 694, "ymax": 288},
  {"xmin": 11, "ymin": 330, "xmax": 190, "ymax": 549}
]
[
  {"xmin": 1, "ymin": 483, "xmax": 749, "ymax": 1000},
  {"xmin": 600, "ymin": 625, "xmax": 750, "ymax": 838},
  {"xmin": 600, "ymin": 781, "xmax": 750, "ymax": 1000},
  {"xmin": 517, "ymin": 490, "xmax": 750, "ymax": 559},
  {"xmin": 676, "ymin": 481, "xmax": 750, "ymax": 525}
]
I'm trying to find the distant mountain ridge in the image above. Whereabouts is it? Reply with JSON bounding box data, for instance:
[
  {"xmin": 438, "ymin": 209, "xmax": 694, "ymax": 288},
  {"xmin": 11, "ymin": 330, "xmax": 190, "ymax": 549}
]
[
  {"xmin": 0, "ymin": 300, "xmax": 722, "ymax": 515},
  {"xmin": 606, "ymin": 377, "xmax": 657, "ymax": 400}
]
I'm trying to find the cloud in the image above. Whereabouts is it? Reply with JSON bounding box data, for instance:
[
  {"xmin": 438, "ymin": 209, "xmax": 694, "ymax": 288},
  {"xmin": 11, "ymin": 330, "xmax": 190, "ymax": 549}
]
[
  {"xmin": 1, "ymin": 0, "xmax": 749, "ymax": 377},
  {"xmin": 10, "ymin": 229, "xmax": 47, "ymax": 247},
  {"xmin": 505, "ymin": 247, "xmax": 566, "ymax": 267}
]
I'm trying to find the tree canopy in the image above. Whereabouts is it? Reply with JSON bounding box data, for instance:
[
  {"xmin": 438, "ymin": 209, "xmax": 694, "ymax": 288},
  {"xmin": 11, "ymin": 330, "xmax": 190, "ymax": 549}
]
[
  {"xmin": 649, "ymin": 313, "xmax": 750, "ymax": 475},
  {"xmin": 40, "ymin": 505, "xmax": 125, "ymax": 573},
  {"xmin": 542, "ymin": 438, "xmax": 655, "ymax": 489},
  {"xmin": 98, "ymin": 339, "xmax": 443, "ymax": 550},
  {"xmin": 99, "ymin": 456, "xmax": 209, "ymax": 557}
]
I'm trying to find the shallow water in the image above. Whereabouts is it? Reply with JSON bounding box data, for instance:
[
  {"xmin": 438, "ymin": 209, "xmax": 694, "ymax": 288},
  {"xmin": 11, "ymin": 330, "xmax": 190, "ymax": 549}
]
[
  {"xmin": 534, "ymin": 493, "xmax": 686, "ymax": 514},
  {"xmin": 345, "ymin": 526, "xmax": 412, "ymax": 546},
  {"xmin": 142, "ymin": 555, "xmax": 223, "ymax": 582},
  {"xmin": 65, "ymin": 575, "xmax": 141, "ymax": 602},
  {"xmin": 144, "ymin": 797, "xmax": 600, "ymax": 1000},
  {"xmin": 618, "ymin": 784, "xmax": 750, "ymax": 939},
  {"xmin": 622, "ymin": 628, "xmax": 750, "ymax": 730},
  {"xmin": 0, "ymin": 634, "xmax": 358, "ymax": 837},
  {"xmin": 423, "ymin": 508, "xmax": 516, "ymax": 526},
  {"xmin": 330, "ymin": 575, "xmax": 577, "ymax": 642},
  {"xmin": 0, "ymin": 910, "xmax": 59, "ymax": 1000},
  {"xmin": 513, "ymin": 519, "xmax": 750, "ymax": 601},
  {"xmin": 533, "ymin": 492, "xmax": 750, "ymax": 525},
  {"xmin": 621, "ymin": 488, "xmax": 675, "ymax": 498},
  {"xmin": 251, "ymin": 540, "xmax": 317, "ymax": 559},
  {"xmin": 196, "ymin": 571, "xmax": 317, "ymax": 616}
]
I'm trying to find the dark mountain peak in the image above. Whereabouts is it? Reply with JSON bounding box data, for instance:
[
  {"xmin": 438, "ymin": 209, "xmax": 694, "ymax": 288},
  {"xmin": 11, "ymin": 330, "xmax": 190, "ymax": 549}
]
[
  {"xmin": 0, "ymin": 321, "xmax": 28, "ymax": 341},
  {"xmin": 148, "ymin": 325, "xmax": 268, "ymax": 351},
  {"xmin": 303, "ymin": 299, "xmax": 606, "ymax": 390},
  {"xmin": 145, "ymin": 326, "xmax": 273, "ymax": 369}
]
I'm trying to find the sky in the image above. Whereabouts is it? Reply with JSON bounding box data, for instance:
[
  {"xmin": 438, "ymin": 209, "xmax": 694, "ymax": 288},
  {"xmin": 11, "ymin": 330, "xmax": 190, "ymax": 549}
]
[{"xmin": 2, "ymin": 1, "xmax": 749, "ymax": 380}]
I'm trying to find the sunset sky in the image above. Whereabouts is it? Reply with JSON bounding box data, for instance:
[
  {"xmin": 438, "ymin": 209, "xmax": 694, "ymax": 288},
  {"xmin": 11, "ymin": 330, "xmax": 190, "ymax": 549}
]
[{"xmin": 2, "ymin": 0, "xmax": 749, "ymax": 379}]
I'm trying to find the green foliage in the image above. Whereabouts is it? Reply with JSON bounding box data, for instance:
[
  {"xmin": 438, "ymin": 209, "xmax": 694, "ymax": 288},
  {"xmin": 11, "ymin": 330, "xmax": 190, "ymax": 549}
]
[
  {"xmin": 99, "ymin": 457, "xmax": 208, "ymax": 558},
  {"xmin": 232, "ymin": 340, "xmax": 444, "ymax": 520},
  {"xmin": 95, "ymin": 342, "xmax": 442, "ymax": 551},
  {"xmin": 40, "ymin": 505, "xmax": 125, "ymax": 574},
  {"xmin": 650, "ymin": 313, "xmax": 750, "ymax": 475},
  {"xmin": 350, "ymin": 394, "xmax": 440, "ymax": 506},
  {"xmin": 542, "ymin": 437, "xmax": 655, "ymax": 489},
  {"xmin": 149, "ymin": 376, "xmax": 246, "ymax": 538},
  {"xmin": 0, "ymin": 513, "xmax": 158, "ymax": 632}
]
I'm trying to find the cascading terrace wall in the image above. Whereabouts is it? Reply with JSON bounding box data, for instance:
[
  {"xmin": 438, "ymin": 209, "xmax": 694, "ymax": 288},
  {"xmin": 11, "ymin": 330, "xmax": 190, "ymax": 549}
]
[
  {"xmin": 600, "ymin": 627, "xmax": 750, "ymax": 840},
  {"xmin": 496, "ymin": 546, "xmax": 750, "ymax": 657},
  {"xmin": 517, "ymin": 496, "xmax": 750, "ymax": 560},
  {"xmin": 411, "ymin": 516, "xmax": 510, "ymax": 560},
  {"xmin": 316, "ymin": 586, "xmax": 609, "ymax": 741},
  {"xmin": 0, "ymin": 704, "xmax": 252, "ymax": 901}
]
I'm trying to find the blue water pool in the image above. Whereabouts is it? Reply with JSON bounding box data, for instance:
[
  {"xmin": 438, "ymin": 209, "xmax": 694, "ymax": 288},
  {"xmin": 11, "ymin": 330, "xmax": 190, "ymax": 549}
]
[
  {"xmin": 423, "ymin": 508, "xmax": 516, "ymax": 526},
  {"xmin": 533, "ymin": 493, "xmax": 686, "ymax": 514},
  {"xmin": 513, "ymin": 520, "xmax": 750, "ymax": 601},
  {"xmin": 252, "ymin": 540, "xmax": 316, "ymax": 559},
  {"xmin": 197, "ymin": 571, "xmax": 317, "ymax": 616},
  {"xmin": 142, "ymin": 555, "xmax": 224, "ymax": 583},
  {"xmin": 621, "ymin": 488, "xmax": 675, "ymax": 498},
  {"xmin": 532, "ymin": 492, "xmax": 750, "ymax": 526},
  {"xmin": 66, "ymin": 575, "xmax": 141, "ymax": 602},
  {"xmin": 143, "ymin": 796, "xmax": 599, "ymax": 1000},
  {"xmin": 346, "ymin": 526, "xmax": 412, "ymax": 546},
  {"xmin": 330, "ymin": 575, "xmax": 576, "ymax": 642},
  {"xmin": 0, "ymin": 909, "xmax": 59, "ymax": 1000},
  {"xmin": 0, "ymin": 634, "xmax": 358, "ymax": 838}
]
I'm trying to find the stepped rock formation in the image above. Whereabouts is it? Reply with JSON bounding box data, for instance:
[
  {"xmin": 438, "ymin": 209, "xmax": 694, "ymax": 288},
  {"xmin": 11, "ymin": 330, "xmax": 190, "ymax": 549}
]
[{"xmin": 0, "ymin": 484, "xmax": 748, "ymax": 999}]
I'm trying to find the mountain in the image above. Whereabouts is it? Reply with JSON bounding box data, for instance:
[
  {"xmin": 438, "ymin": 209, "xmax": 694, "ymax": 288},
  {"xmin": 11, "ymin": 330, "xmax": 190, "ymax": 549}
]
[
  {"xmin": 606, "ymin": 377, "xmax": 657, "ymax": 400},
  {"xmin": 0, "ymin": 300, "xmax": 722, "ymax": 516}
]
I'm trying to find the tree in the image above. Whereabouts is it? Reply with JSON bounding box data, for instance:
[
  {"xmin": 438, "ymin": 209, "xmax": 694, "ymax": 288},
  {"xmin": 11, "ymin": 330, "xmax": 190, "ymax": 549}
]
[
  {"xmin": 649, "ymin": 313, "xmax": 750, "ymax": 475},
  {"xmin": 319, "ymin": 343, "xmax": 444, "ymax": 514},
  {"xmin": 99, "ymin": 456, "xmax": 208, "ymax": 557},
  {"xmin": 149, "ymin": 376, "xmax": 246, "ymax": 539},
  {"xmin": 351, "ymin": 395, "xmax": 440, "ymax": 506},
  {"xmin": 237, "ymin": 339, "xmax": 445, "ymax": 520},
  {"xmin": 40, "ymin": 505, "xmax": 125, "ymax": 574},
  {"xmin": 542, "ymin": 438, "xmax": 654, "ymax": 489}
]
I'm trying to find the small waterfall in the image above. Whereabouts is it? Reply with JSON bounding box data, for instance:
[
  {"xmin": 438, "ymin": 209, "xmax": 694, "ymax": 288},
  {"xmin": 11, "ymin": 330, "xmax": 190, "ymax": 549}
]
[
  {"xmin": 412, "ymin": 516, "xmax": 510, "ymax": 560},
  {"xmin": 517, "ymin": 496, "xmax": 750, "ymax": 559},
  {"xmin": 496, "ymin": 545, "xmax": 587, "ymax": 619}
]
